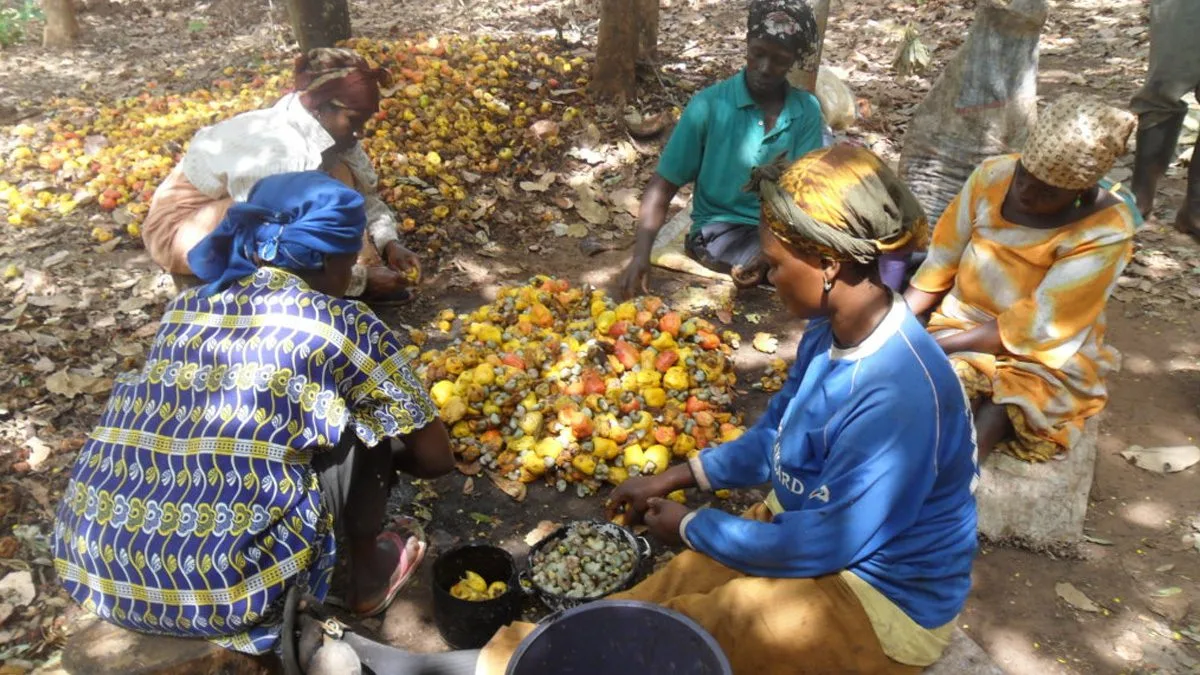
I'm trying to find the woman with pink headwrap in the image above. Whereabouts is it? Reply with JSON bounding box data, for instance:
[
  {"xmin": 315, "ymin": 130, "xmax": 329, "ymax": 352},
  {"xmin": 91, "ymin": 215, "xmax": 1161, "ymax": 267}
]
[{"xmin": 141, "ymin": 48, "xmax": 420, "ymax": 302}]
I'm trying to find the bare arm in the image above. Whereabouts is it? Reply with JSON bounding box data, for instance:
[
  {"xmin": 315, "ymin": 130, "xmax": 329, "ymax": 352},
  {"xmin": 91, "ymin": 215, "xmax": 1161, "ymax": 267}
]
[
  {"xmin": 618, "ymin": 175, "xmax": 680, "ymax": 299},
  {"xmin": 903, "ymin": 287, "xmax": 945, "ymax": 317},
  {"xmin": 393, "ymin": 419, "xmax": 454, "ymax": 478},
  {"xmin": 936, "ymin": 320, "xmax": 1007, "ymax": 356}
]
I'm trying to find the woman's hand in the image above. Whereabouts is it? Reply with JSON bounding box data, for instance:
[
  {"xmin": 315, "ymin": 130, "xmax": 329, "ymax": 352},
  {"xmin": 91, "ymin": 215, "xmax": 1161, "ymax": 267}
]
[
  {"xmin": 384, "ymin": 241, "xmax": 421, "ymax": 283},
  {"xmin": 605, "ymin": 463, "xmax": 698, "ymax": 525},
  {"xmin": 644, "ymin": 498, "xmax": 689, "ymax": 547},
  {"xmin": 365, "ymin": 267, "xmax": 407, "ymax": 296},
  {"xmin": 606, "ymin": 475, "xmax": 667, "ymax": 525},
  {"xmin": 936, "ymin": 320, "xmax": 1005, "ymax": 356}
]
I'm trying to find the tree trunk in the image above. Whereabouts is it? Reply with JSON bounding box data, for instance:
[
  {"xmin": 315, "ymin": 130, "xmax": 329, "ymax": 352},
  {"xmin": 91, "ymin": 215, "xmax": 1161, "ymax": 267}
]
[
  {"xmin": 42, "ymin": 0, "xmax": 80, "ymax": 49},
  {"xmin": 285, "ymin": 0, "xmax": 351, "ymax": 53},
  {"xmin": 636, "ymin": 0, "xmax": 659, "ymax": 63},
  {"xmin": 787, "ymin": 0, "xmax": 831, "ymax": 92},
  {"xmin": 591, "ymin": 0, "xmax": 639, "ymax": 100}
]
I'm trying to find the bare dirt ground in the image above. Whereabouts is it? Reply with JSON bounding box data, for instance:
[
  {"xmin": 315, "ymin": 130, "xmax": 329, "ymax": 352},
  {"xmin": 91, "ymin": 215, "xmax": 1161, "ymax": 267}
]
[{"xmin": 0, "ymin": 1, "xmax": 1198, "ymax": 674}]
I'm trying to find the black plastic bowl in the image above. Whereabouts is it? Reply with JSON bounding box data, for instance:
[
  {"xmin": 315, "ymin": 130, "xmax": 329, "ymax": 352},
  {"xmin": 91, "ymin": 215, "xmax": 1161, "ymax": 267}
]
[
  {"xmin": 432, "ymin": 543, "xmax": 520, "ymax": 649},
  {"xmin": 506, "ymin": 600, "xmax": 732, "ymax": 675}
]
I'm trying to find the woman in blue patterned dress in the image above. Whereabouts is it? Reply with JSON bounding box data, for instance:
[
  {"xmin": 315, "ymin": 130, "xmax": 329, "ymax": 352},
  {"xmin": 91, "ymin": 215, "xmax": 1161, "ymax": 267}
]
[{"xmin": 51, "ymin": 171, "xmax": 453, "ymax": 656}]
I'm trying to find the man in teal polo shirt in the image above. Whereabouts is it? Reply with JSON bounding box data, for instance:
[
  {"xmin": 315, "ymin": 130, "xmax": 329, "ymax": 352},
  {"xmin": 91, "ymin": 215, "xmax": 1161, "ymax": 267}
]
[{"xmin": 619, "ymin": 0, "xmax": 826, "ymax": 298}]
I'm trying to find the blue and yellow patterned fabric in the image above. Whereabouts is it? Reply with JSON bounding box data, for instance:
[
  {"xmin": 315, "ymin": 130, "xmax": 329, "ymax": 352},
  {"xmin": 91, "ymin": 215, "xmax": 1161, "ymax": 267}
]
[{"xmin": 52, "ymin": 267, "xmax": 436, "ymax": 654}]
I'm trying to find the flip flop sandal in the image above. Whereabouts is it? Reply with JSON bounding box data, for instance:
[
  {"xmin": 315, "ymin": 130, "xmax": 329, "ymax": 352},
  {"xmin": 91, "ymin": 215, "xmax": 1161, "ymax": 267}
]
[{"xmin": 353, "ymin": 530, "xmax": 427, "ymax": 618}]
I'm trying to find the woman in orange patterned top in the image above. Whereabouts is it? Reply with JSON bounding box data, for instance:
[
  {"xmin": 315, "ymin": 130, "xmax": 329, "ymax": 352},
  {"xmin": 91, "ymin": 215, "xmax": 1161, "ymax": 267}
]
[{"xmin": 904, "ymin": 94, "xmax": 1139, "ymax": 462}]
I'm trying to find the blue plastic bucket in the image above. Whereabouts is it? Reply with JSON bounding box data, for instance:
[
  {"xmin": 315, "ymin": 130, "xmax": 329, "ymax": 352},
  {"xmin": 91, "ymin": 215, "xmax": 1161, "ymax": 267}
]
[{"xmin": 506, "ymin": 600, "xmax": 732, "ymax": 675}]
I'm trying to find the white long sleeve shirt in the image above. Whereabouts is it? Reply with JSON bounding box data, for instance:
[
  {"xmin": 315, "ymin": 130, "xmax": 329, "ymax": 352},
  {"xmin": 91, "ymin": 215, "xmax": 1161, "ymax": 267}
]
[{"xmin": 179, "ymin": 93, "xmax": 400, "ymax": 295}]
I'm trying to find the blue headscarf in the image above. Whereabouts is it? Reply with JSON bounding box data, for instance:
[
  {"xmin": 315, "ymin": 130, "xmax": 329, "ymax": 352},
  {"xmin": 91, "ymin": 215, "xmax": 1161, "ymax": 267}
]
[{"xmin": 188, "ymin": 171, "xmax": 366, "ymax": 297}]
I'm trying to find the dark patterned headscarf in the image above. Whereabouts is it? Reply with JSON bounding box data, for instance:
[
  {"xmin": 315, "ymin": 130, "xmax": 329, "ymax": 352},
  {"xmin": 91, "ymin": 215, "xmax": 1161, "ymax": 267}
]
[
  {"xmin": 747, "ymin": 0, "xmax": 820, "ymax": 62},
  {"xmin": 294, "ymin": 48, "xmax": 391, "ymax": 115}
]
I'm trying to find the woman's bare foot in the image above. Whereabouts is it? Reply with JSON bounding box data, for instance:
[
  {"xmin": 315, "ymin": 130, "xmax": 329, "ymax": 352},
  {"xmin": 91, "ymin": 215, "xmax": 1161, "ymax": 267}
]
[{"xmin": 348, "ymin": 532, "xmax": 424, "ymax": 616}]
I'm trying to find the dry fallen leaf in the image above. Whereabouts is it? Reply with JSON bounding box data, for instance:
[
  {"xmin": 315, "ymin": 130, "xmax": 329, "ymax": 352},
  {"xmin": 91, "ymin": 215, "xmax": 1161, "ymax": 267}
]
[
  {"xmin": 1120, "ymin": 445, "xmax": 1200, "ymax": 473},
  {"xmin": 752, "ymin": 332, "xmax": 779, "ymax": 354},
  {"xmin": 527, "ymin": 119, "xmax": 560, "ymax": 141},
  {"xmin": 16, "ymin": 480, "xmax": 52, "ymax": 513},
  {"xmin": 518, "ymin": 172, "xmax": 557, "ymax": 193},
  {"xmin": 568, "ymin": 146, "xmax": 606, "ymax": 165},
  {"xmin": 45, "ymin": 369, "xmax": 111, "ymax": 399},
  {"xmin": 523, "ymin": 520, "xmax": 561, "ymax": 546},
  {"xmin": 43, "ymin": 250, "xmax": 69, "ymax": 268},
  {"xmin": 24, "ymin": 437, "xmax": 51, "ymax": 471},
  {"xmin": 609, "ymin": 187, "xmax": 641, "ymax": 218},
  {"xmin": 456, "ymin": 460, "xmax": 482, "ymax": 476},
  {"xmin": 0, "ymin": 571, "xmax": 35, "ymax": 609},
  {"xmin": 462, "ymin": 477, "xmax": 475, "ymax": 495},
  {"xmin": 1055, "ymin": 582, "xmax": 1101, "ymax": 613},
  {"xmin": 574, "ymin": 185, "xmax": 610, "ymax": 225},
  {"xmin": 488, "ymin": 472, "xmax": 527, "ymax": 502}
]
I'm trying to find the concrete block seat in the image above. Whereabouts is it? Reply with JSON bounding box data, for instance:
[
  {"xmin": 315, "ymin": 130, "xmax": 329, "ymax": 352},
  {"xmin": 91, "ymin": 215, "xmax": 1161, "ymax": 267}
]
[
  {"xmin": 927, "ymin": 629, "xmax": 1006, "ymax": 675},
  {"xmin": 975, "ymin": 417, "xmax": 1101, "ymax": 548}
]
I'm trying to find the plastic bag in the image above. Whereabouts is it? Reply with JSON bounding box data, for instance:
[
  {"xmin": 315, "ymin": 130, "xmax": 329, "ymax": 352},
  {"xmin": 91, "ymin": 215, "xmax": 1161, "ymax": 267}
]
[
  {"xmin": 898, "ymin": 0, "xmax": 1048, "ymax": 222},
  {"xmin": 815, "ymin": 66, "xmax": 856, "ymax": 130}
]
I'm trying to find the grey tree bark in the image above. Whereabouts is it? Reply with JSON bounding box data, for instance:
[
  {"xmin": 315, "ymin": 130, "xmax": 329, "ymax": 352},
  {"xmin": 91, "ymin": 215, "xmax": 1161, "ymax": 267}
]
[
  {"xmin": 786, "ymin": 0, "xmax": 831, "ymax": 92},
  {"xmin": 637, "ymin": 0, "xmax": 659, "ymax": 63},
  {"xmin": 42, "ymin": 0, "xmax": 80, "ymax": 48},
  {"xmin": 285, "ymin": 0, "xmax": 352, "ymax": 53}
]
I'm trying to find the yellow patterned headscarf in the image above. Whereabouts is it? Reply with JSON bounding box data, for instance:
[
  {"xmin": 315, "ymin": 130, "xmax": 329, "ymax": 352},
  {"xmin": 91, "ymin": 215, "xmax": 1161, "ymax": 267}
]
[
  {"xmin": 748, "ymin": 144, "xmax": 928, "ymax": 264},
  {"xmin": 1021, "ymin": 94, "xmax": 1136, "ymax": 191}
]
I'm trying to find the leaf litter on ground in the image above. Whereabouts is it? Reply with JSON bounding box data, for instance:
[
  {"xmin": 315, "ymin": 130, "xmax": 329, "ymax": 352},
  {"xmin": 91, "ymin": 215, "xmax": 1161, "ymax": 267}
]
[{"xmin": 1055, "ymin": 582, "xmax": 1102, "ymax": 613}]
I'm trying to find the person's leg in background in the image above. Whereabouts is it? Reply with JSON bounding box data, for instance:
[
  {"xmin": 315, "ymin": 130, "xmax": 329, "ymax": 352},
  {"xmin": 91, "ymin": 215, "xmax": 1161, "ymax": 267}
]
[
  {"xmin": 1175, "ymin": 94, "xmax": 1200, "ymax": 239},
  {"xmin": 1130, "ymin": 0, "xmax": 1200, "ymax": 227},
  {"xmin": 685, "ymin": 221, "xmax": 769, "ymax": 287}
]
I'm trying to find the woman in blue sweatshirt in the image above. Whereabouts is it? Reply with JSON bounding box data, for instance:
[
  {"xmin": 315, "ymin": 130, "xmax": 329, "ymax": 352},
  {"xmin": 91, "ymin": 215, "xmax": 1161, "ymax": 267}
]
[{"xmin": 606, "ymin": 145, "xmax": 979, "ymax": 674}]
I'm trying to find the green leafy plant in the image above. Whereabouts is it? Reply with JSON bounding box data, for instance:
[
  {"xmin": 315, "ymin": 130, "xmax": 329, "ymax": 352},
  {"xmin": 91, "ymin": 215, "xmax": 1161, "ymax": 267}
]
[{"xmin": 0, "ymin": 0, "xmax": 44, "ymax": 48}]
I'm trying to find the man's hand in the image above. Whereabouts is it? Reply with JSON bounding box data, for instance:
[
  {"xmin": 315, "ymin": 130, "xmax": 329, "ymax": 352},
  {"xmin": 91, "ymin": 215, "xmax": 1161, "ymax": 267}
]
[
  {"xmin": 618, "ymin": 254, "xmax": 652, "ymax": 300},
  {"xmin": 731, "ymin": 255, "xmax": 768, "ymax": 289},
  {"xmin": 383, "ymin": 241, "xmax": 421, "ymax": 284},
  {"xmin": 644, "ymin": 498, "xmax": 689, "ymax": 546}
]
